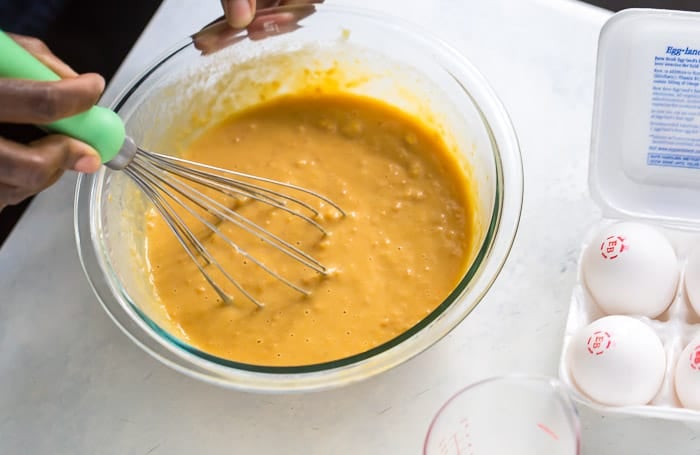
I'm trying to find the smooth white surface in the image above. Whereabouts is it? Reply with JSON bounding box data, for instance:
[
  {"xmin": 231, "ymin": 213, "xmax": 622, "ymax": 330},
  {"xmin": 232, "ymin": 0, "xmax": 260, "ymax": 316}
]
[{"xmin": 0, "ymin": 0, "xmax": 698, "ymax": 454}]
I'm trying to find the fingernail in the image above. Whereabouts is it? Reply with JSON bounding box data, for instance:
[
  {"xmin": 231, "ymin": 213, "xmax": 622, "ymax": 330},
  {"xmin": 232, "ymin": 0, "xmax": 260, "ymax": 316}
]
[
  {"xmin": 227, "ymin": 0, "xmax": 254, "ymax": 28},
  {"xmin": 74, "ymin": 155, "xmax": 101, "ymax": 173},
  {"xmin": 87, "ymin": 73, "xmax": 106, "ymax": 93},
  {"xmin": 95, "ymin": 74, "xmax": 106, "ymax": 92}
]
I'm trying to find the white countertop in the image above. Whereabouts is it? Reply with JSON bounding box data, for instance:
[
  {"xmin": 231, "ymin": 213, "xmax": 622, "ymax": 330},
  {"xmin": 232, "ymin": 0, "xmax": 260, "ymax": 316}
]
[{"xmin": 1, "ymin": 0, "xmax": 698, "ymax": 453}]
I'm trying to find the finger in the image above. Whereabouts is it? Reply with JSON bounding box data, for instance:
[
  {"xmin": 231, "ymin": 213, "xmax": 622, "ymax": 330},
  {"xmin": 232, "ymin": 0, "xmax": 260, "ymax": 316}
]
[
  {"xmin": 196, "ymin": 1, "xmax": 317, "ymax": 54},
  {"xmin": 193, "ymin": 19, "xmax": 248, "ymax": 54},
  {"xmin": 0, "ymin": 73, "xmax": 105, "ymax": 124},
  {"xmin": 7, "ymin": 33, "xmax": 78, "ymax": 78},
  {"xmin": 0, "ymin": 164, "xmax": 64, "ymax": 208},
  {"xmin": 256, "ymin": 0, "xmax": 281, "ymax": 8},
  {"xmin": 0, "ymin": 181, "xmax": 46, "ymax": 208},
  {"xmin": 222, "ymin": 0, "xmax": 257, "ymax": 28},
  {"xmin": 30, "ymin": 135, "xmax": 101, "ymax": 173},
  {"xmin": 0, "ymin": 135, "xmax": 100, "ymax": 189},
  {"xmin": 278, "ymin": 0, "xmax": 323, "ymax": 5},
  {"xmin": 0, "ymin": 181, "xmax": 24, "ymax": 208},
  {"xmin": 247, "ymin": 6, "xmax": 317, "ymax": 41}
]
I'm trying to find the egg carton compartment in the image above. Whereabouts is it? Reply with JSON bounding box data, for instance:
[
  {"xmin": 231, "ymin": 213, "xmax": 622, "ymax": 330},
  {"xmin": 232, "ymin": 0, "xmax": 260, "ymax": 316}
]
[{"xmin": 558, "ymin": 219, "xmax": 700, "ymax": 424}]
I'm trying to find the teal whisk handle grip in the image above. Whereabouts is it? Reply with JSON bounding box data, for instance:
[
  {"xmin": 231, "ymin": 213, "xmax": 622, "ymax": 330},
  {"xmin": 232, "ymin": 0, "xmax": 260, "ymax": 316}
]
[{"xmin": 0, "ymin": 30, "xmax": 127, "ymax": 164}]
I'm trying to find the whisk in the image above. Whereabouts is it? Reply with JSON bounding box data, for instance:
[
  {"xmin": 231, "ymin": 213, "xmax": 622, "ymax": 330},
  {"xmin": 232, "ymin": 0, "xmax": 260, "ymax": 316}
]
[
  {"xmin": 0, "ymin": 31, "xmax": 344, "ymax": 308},
  {"xmin": 124, "ymin": 141, "xmax": 344, "ymax": 308}
]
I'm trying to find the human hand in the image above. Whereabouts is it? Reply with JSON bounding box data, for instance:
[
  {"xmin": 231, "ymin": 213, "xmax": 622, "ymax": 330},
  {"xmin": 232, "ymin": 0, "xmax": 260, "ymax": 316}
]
[
  {"xmin": 195, "ymin": 0, "xmax": 322, "ymax": 54},
  {"xmin": 221, "ymin": 0, "xmax": 322, "ymax": 28},
  {"xmin": 0, "ymin": 34, "xmax": 104, "ymax": 210}
]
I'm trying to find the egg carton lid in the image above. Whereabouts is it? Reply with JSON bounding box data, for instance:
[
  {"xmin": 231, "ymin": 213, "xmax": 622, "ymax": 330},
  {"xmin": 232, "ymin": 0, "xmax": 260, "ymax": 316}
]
[{"xmin": 589, "ymin": 9, "xmax": 700, "ymax": 229}]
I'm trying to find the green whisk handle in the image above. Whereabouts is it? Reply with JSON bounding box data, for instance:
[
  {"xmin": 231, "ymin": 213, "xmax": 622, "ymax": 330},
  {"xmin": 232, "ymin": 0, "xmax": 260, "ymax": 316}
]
[{"xmin": 0, "ymin": 30, "xmax": 126, "ymax": 164}]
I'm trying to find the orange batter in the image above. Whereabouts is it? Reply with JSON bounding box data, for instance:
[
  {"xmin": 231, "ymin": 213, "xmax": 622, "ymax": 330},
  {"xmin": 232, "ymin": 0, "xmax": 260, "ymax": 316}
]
[{"xmin": 145, "ymin": 93, "xmax": 479, "ymax": 366}]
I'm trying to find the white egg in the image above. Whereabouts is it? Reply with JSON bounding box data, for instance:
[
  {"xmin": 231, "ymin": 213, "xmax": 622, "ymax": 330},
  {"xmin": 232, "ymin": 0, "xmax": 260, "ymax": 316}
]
[
  {"xmin": 675, "ymin": 334, "xmax": 700, "ymax": 410},
  {"xmin": 569, "ymin": 315, "xmax": 666, "ymax": 406},
  {"xmin": 685, "ymin": 246, "xmax": 700, "ymax": 317},
  {"xmin": 582, "ymin": 221, "xmax": 679, "ymax": 318}
]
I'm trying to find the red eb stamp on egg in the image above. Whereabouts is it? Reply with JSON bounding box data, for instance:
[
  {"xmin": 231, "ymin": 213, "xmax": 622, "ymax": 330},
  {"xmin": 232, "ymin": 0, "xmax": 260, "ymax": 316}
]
[
  {"xmin": 690, "ymin": 345, "xmax": 700, "ymax": 371},
  {"xmin": 600, "ymin": 235, "xmax": 626, "ymax": 260},
  {"xmin": 587, "ymin": 331, "xmax": 612, "ymax": 355}
]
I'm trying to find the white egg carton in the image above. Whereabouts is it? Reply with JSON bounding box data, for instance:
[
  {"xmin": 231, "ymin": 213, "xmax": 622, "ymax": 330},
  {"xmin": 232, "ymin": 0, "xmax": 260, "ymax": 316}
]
[
  {"xmin": 557, "ymin": 8, "xmax": 700, "ymax": 425},
  {"xmin": 558, "ymin": 220, "xmax": 700, "ymax": 423}
]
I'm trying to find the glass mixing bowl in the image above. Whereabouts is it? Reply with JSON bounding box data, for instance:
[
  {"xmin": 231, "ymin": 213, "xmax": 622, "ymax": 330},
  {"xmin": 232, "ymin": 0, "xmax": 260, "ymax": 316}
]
[{"xmin": 74, "ymin": 4, "xmax": 523, "ymax": 392}]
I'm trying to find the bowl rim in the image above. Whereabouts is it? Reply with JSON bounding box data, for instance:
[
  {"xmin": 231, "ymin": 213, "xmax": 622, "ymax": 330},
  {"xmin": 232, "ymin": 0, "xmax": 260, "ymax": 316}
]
[{"xmin": 74, "ymin": 3, "xmax": 524, "ymax": 391}]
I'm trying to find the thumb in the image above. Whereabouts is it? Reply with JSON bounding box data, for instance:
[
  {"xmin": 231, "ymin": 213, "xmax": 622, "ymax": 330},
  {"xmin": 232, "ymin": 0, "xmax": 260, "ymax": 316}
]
[
  {"xmin": 31, "ymin": 135, "xmax": 102, "ymax": 173},
  {"xmin": 72, "ymin": 145, "xmax": 101, "ymax": 173},
  {"xmin": 222, "ymin": 0, "xmax": 256, "ymax": 28}
]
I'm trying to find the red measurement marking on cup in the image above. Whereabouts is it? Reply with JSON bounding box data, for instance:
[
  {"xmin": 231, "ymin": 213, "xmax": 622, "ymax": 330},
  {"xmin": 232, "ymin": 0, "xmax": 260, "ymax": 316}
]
[
  {"xmin": 437, "ymin": 419, "xmax": 474, "ymax": 455},
  {"xmin": 691, "ymin": 345, "xmax": 700, "ymax": 371},
  {"xmin": 600, "ymin": 235, "xmax": 626, "ymax": 260},
  {"xmin": 537, "ymin": 423, "xmax": 559, "ymax": 440},
  {"xmin": 587, "ymin": 331, "xmax": 612, "ymax": 355}
]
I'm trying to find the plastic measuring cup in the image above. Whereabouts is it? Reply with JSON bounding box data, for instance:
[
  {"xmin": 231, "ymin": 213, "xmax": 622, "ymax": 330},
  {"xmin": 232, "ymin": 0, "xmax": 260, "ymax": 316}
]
[{"xmin": 424, "ymin": 376, "xmax": 581, "ymax": 454}]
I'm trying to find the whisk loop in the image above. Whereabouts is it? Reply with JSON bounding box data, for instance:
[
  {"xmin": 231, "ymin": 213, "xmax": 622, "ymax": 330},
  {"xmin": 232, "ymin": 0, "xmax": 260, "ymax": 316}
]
[{"xmin": 125, "ymin": 147, "xmax": 345, "ymax": 308}]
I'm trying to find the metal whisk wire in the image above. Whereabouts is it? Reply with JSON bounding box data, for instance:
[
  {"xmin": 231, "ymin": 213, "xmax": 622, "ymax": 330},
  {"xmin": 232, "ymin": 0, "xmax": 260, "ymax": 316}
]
[{"xmin": 124, "ymin": 147, "xmax": 345, "ymax": 308}]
